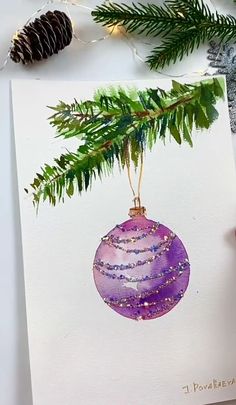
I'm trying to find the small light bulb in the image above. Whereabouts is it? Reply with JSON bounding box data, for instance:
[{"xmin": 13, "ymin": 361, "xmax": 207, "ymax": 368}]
[{"xmin": 106, "ymin": 24, "xmax": 122, "ymax": 36}]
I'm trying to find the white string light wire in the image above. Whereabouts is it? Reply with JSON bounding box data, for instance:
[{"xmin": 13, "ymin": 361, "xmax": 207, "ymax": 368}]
[
  {"xmin": 0, "ymin": 0, "xmax": 220, "ymax": 77},
  {"xmin": 0, "ymin": 0, "xmax": 114, "ymax": 70}
]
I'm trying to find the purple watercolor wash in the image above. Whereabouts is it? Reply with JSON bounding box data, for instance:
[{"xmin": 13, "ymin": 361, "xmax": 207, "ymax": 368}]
[{"xmin": 93, "ymin": 215, "xmax": 190, "ymax": 321}]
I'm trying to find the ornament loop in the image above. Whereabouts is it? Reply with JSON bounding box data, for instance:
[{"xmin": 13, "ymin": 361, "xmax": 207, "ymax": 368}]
[{"xmin": 134, "ymin": 196, "xmax": 141, "ymax": 208}]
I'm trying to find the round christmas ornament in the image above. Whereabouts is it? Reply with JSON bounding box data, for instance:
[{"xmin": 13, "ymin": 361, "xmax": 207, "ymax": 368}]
[
  {"xmin": 10, "ymin": 10, "xmax": 73, "ymax": 64},
  {"xmin": 93, "ymin": 200, "xmax": 190, "ymax": 321}
]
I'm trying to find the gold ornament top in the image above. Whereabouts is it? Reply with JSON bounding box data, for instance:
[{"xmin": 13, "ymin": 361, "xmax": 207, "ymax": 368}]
[{"xmin": 129, "ymin": 197, "xmax": 146, "ymax": 217}]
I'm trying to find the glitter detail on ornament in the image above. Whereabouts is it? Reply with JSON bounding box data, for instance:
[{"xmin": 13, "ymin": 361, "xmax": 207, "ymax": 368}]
[
  {"xmin": 93, "ymin": 215, "xmax": 190, "ymax": 321},
  {"xmin": 94, "ymin": 235, "xmax": 177, "ymax": 271},
  {"xmin": 103, "ymin": 231, "xmax": 175, "ymax": 254},
  {"xmin": 93, "ymin": 259, "xmax": 188, "ymax": 282},
  {"xmin": 102, "ymin": 222, "xmax": 159, "ymax": 244}
]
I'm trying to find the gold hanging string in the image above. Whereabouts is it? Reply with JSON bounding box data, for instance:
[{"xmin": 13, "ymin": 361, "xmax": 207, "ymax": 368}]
[
  {"xmin": 127, "ymin": 164, "xmax": 136, "ymax": 200},
  {"xmin": 126, "ymin": 144, "xmax": 144, "ymax": 208},
  {"xmin": 137, "ymin": 150, "xmax": 144, "ymax": 202}
]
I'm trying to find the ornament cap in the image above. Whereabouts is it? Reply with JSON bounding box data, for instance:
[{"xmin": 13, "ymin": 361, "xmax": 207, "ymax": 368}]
[
  {"xmin": 129, "ymin": 197, "xmax": 146, "ymax": 217},
  {"xmin": 129, "ymin": 206, "xmax": 146, "ymax": 217}
]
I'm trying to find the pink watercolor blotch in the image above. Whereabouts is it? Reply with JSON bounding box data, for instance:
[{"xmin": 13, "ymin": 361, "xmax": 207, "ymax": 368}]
[{"xmin": 93, "ymin": 215, "xmax": 190, "ymax": 321}]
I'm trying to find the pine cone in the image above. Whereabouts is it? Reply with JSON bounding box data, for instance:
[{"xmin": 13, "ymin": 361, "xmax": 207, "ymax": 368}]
[{"xmin": 10, "ymin": 10, "xmax": 73, "ymax": 64}]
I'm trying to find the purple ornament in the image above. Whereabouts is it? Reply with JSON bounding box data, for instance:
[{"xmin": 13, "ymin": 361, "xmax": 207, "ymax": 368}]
[{"xmin": 93, "ymin": 215, "xmax": 190, "ymax": 321}]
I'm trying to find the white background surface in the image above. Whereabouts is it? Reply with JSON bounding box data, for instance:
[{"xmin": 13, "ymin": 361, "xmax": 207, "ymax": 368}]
[
  {"xmin": 12, "ymin": 78, "xmax": 236, "ymax": 405},
  {"xmin": 1, "ymin": 1, "xmax": 236, "ymax": 405}
]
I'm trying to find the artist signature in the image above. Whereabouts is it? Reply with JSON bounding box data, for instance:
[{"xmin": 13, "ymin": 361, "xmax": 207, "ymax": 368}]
[{"xmin": 182, "ymin": 378, "xmax": 236, "ymax": 394}]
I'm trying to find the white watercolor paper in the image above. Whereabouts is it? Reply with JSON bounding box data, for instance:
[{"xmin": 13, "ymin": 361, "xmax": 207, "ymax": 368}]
[{"xmin": 12, "ymin": 78, "xmax": 236, "ymax": 405}]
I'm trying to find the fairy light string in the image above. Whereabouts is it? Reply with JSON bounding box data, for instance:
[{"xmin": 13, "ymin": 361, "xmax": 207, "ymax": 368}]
[{"xmin": 0, "ymin": 0, "xmax": 218, "ymax": 75}]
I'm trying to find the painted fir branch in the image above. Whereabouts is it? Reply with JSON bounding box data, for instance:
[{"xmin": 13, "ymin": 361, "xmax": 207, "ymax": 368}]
[
  {"xmin": 27, "ymin": 78, "xmax": 224, "ymax": 207},
  {"xmin": 92, "ymin": 0, "xmax": 236, "ymax": 69}
]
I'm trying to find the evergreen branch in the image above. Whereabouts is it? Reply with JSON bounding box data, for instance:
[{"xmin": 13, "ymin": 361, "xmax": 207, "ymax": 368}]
[
  {"xmin": 30, "ymin": 139, "xmax": 124, "ymax": 206},
  {"xmin": 92, "ymin": 0, "xmax": 236, "ymax": 69},
  {"xmin": 147, "ymin": 29, "xmax": 204, "ymax": 69},
  {"xmin": 27, "ymin": 78, "xmax": 225, "ymax": 207},
  {"xmin": 92, "ymin": 2, "xmax": 193, "ymax": 36},
  {"xmin": 170, "ymin": 0, "xmax": 236, "ymax": 42}
]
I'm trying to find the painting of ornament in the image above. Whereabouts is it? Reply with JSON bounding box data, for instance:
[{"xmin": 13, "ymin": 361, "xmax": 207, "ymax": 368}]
[{"xmin": 12, "ymin": 78, "xmax": 236, "ymax": 405}]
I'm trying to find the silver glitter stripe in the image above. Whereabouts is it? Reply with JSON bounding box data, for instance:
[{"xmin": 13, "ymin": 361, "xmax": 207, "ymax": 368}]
[
  {"xmin": 106, "ymin": 289, "xmax": 184, "ymax": 309},
  {"xmin": 116, "ymin": 223, "xmax": 159, "ymax": 232},
  {"xmin": 104, "ymin": 268, "xmax": 185, "ymax": 307},
  {"xmin": 94, "ymin": 236, "xmax": 175, "ymax": 271},
  {"xmin": 142, "ymin": 292, "xmax": 184, "ymax": 320},
  {"xmin": 104, "ymin": 233, "xmax": 176, "ymax": 254},
  {"xmin": 102, "ymin": 223, "xmax": 160, "ymax": 244},
  {"xmin": 93, "ymin": 259, "xmax": 189, "ymax": 282}
]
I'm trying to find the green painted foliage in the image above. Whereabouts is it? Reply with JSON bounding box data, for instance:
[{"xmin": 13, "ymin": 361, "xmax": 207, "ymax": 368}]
[{"xmin": 27, "ymin": 78, "xmax": 225, "ymax": 207}]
